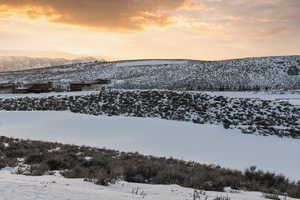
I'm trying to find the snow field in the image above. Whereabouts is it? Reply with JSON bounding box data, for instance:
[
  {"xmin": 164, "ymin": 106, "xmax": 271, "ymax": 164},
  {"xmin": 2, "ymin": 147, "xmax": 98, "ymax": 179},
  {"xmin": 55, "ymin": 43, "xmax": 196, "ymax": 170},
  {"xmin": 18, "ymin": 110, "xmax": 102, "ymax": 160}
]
[
  {"xmin": 0, "ymin": 111, "xmax": 299, "ymax": 180},
  {"xmin": 0, "ymin": 168, "xmax": 297, "ymax": 200}
]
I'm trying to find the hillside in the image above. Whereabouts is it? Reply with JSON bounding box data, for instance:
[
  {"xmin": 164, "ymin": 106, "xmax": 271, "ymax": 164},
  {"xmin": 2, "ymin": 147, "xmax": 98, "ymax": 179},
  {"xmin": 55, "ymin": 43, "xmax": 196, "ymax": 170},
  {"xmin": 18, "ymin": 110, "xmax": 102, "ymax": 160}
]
[{"xmin": 0, "ymin": 56, "xmax": 300, "ymax": 91}]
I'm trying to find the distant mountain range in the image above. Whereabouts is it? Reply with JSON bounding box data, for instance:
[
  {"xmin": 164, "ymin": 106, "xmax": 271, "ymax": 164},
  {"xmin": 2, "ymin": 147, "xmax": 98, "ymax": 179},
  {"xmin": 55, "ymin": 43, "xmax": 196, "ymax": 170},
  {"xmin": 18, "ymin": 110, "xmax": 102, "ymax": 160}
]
[
  {"xmin": 0, "ymin": 56, "xmax": 100, "ymax": 72},
  {"xmin": 0, "ymin": 56, "xmax": 300, "ymax": 91},
  {"xmin": 0, "ymin": 50, "xmax": 83, "ymax": 59}
]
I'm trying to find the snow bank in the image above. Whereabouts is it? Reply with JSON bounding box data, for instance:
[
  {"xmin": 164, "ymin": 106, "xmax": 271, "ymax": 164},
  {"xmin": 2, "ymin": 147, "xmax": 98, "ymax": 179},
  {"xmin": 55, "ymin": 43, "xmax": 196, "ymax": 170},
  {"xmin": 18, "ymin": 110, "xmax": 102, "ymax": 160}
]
[
  {"xmin": 0, "ymin": 168, "xmax": 297, "ymax": 200},
  {"xmin": 0, "ymin": 90, "xmax": 100, "ymax": 99}
]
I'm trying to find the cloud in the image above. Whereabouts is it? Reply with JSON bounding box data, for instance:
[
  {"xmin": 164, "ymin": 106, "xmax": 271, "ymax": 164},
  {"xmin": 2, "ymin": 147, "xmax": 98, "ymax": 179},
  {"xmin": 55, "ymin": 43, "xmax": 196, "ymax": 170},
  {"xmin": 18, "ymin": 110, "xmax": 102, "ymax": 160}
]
[
  {"xmin": 174, "ymin": 16, "xmax": 224, "ymax": 33},
  {"xmin": 2, "ymin": 0, "xmax": 298, "ymax": 38},
  {"xmin": 253, "ymin": 27, "xmax": 288, "ymax": 38},
  {"xmin": 0, "ymin": 0, "xmax": 199, "ymax": 31},
  {"xmin": 180, "ymin": 0, "xmax": 300, "ymax": 38}
]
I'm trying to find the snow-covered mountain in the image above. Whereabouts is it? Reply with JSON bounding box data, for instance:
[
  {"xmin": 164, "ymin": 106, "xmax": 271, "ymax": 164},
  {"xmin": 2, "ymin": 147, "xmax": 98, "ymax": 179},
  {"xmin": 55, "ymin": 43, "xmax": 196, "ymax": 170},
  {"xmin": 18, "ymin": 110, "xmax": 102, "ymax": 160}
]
[
  {"xmin": 0, "ymin": 56, "xmax": 300, "ymax": 91},
  {"xmin": 0, "ymin": 56, "xmax": 99, "ymax": 72}
]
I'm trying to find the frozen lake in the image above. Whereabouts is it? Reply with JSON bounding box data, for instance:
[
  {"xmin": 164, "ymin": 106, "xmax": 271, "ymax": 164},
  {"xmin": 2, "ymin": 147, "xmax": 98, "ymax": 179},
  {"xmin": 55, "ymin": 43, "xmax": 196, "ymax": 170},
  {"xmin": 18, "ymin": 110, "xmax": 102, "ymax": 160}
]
[{"xmin": 0, "ymin": 111, "xmax": 299, "ymax": 180}]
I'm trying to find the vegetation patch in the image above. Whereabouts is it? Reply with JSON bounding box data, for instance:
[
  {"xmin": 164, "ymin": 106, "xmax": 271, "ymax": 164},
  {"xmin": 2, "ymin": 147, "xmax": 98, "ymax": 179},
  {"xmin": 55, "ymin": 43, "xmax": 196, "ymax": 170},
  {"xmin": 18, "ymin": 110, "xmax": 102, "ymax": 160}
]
[{"xmin": 0, "ymin": 136, "xmax": 299, "ymax": 198}]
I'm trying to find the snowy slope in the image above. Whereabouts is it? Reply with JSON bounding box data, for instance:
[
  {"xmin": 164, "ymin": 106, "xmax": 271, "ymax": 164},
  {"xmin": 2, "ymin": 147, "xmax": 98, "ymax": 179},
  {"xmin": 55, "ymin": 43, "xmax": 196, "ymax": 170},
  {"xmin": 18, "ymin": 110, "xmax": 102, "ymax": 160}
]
[
  {"xmin": 0, "ymin": 111, "xmax": 299, "ymax": 180},
  {"xmin": 202, "ymin": 90, "xmax": 300, "ymax": 105},
  {"xmin": 0, "ymin": 168, "xmax": 297, "ymax": 200},
  {"xmin": 0, "ymin": 56, "xmax": 299, "ymax": 90},
  {"xmin": 1, "ymin": 89, "xmax": 300, "ymax": 106}
]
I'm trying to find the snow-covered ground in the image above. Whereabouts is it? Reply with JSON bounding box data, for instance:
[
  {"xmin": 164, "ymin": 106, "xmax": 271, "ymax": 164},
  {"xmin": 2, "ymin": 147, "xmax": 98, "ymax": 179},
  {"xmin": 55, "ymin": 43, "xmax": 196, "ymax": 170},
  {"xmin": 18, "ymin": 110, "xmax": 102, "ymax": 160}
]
[
  {"xmin": 0, "ymin": 167, "xmax": 296, "ymax": 200},
  {"xmin": 0, "ymin": 90, "xmax": 100, "ymax": 99},
  {"xmin": 202, "ymin": 90, "xmax": 300, "ymax": 106},
  {"xmin": 0, "ymin": 111, "xmax": 299, "ymax": 180},
  {"xmin": 1, "ymin": 89, "xmax": 300, "ymax": 105}
]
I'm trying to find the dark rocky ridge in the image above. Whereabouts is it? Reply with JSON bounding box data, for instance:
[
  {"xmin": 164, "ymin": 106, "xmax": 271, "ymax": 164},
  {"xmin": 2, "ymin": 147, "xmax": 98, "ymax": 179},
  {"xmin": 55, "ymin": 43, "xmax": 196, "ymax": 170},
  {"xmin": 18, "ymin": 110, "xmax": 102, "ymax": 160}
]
[{"xmin": 0, "ymin": 89, "xmax": 300, "ymax": 139}]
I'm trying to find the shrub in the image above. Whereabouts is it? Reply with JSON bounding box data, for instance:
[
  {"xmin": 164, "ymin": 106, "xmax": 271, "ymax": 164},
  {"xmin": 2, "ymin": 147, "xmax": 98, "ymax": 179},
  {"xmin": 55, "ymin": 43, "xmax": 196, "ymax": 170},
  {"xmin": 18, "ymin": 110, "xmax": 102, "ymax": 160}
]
[
  {"xmin": 213, "ymin": 195, "xmax": 231, "ymax": 200},
  {"xmin": 25, "ymin": 154, "xmax": 45, "ymax": 164},
  {"xmin": 46, "ymin": 159, "xmax": 67, "ymax": 170},
  {"xmin": 263, "ymin": 193, "xmax": 281, "ymax": 200},
  {"xmin": 0, "ymin": 159, "xmax": 6, "ymax": 169}
]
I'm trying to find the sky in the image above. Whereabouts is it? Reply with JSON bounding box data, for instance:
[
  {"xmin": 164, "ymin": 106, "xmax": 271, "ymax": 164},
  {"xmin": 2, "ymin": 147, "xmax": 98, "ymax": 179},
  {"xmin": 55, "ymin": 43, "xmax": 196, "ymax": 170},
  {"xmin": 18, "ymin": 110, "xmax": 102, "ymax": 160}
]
[{"xmin": 0, "ymin": 0, "xmax": 299, "ymax": 60}]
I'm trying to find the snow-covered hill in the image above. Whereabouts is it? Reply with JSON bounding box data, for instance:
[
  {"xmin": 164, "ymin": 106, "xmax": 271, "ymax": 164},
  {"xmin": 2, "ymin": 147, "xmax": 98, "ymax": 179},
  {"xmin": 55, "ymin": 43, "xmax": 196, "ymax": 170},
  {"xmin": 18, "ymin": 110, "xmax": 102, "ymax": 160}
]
[
  {"xmin": 0, "ymin": 56, "xmax": 98, "ymax": 72},
  {"xmin": 0, "ymin": 56, "xmax": 300, "ymax": 91},
  {"xmin": 0, "ymin": 168, "xmax": 296, "ymax": 200}
]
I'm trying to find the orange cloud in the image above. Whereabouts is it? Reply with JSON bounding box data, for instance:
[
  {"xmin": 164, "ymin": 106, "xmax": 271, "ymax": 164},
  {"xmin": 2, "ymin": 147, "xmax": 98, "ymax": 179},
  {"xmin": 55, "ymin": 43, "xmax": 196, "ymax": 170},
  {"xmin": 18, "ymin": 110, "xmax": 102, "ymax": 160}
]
[
  {"xmin": 0, "ymin": 0, "xmax": 199, "ymax": 31},
  {"xmin": 256, "ymin": 27, "xmax": 288, "ymax": 38}
]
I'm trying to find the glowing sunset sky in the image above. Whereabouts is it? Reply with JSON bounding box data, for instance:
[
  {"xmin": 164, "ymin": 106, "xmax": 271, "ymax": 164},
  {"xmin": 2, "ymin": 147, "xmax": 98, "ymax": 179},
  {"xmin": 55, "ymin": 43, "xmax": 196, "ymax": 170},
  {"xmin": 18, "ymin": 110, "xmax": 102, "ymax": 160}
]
[{"xmin": 0, "ymin": 0, "xmax": 299, "ymax": 60}]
